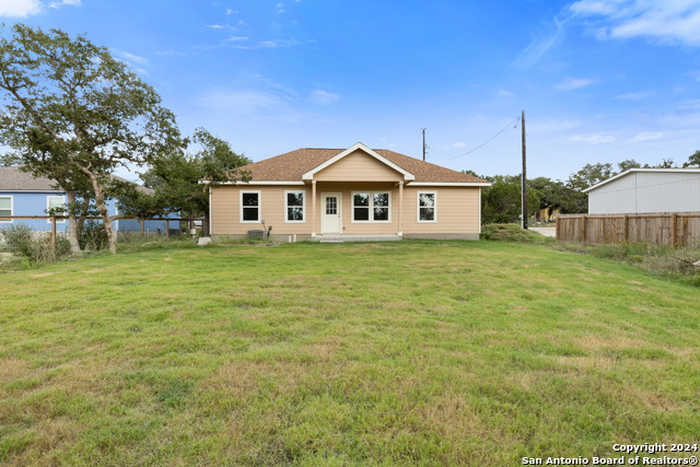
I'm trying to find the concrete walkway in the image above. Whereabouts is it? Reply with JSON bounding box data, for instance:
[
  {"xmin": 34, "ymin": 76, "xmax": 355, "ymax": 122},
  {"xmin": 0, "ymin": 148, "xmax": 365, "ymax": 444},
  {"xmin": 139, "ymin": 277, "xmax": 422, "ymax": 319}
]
[{"xmin": 530, "ymin": 227, "xmax": 556, "ymax": 238}]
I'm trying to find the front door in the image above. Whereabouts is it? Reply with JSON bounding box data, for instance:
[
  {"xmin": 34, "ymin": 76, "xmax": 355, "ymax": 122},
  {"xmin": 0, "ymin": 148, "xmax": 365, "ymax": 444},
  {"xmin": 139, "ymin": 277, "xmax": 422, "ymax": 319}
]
[{"xmin": 321, "ymin": 193, "xmax": 341, "ymax": 234}]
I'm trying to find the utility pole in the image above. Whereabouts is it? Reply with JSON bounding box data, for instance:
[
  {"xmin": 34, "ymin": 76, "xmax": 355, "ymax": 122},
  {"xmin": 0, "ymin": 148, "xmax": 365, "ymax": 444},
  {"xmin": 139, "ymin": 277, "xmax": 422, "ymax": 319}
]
[
  {"xmin": 421, "ymin": 128, "xmax": 427, "ymax": 161},
  {"xmin": 521, "ymin": 110, "xmax": 528, "ymax": 230}
]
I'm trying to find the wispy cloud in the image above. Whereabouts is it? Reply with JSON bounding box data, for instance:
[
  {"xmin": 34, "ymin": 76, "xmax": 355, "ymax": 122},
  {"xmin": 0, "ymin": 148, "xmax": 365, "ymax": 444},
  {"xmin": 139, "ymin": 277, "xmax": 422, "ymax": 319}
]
[
  {"xmin": 227, "ymin": 36, "xmax": 248, "ymax": 42},
  {"xmin": 0, "ymin": 0, "xmax": 41, "ymax": 17},
  {"xmin": 497, "ymin": 89, "xmax": 514, "ymax": 97},
  {"xmin": 225, "ymin": 8, "xmax": 234, "ymax": 15},
  {"xmin": 208, "ymin": 24, "xmax": 225, "ymax": 30},
  {"xmin": 513, "ymin": 16, "xmax": 567, "ymax": 68},
  {"xmin": 275, "ymin": 2, "xmax": 285, "ymax": 14},
  {"xmin": 528, "ymin": 119, "xmax": 582, "ymax": 133},
  {"xmin": 556, "ymin": 77, "xmax": 595, "ymax": 90},
  {"xmin": 615, "ymin": 91, "xmax": 654, "ymax": 101},
  {"xmin": 309, "ymin": 89, "xmax": 339, "ymax": 105},
  {"xmin": 628, "ymin": 131, "xmax": 664, "ymax": 142},
  {"xmin": 570, "ymin": 133, "xmax": 615, "ymax": 144},
  {"xmin": 49, "ymin": 0, "xmax": 80, "ymax": 7},
  {"xmin": 452, "ymin": 142, "xmax": 466, "ymax": 148},
  {"xmin": 114, "ymin": 50, "xmax": 148, "ymax": 65},
  {"xmin": 570, "ymin": 0, "xmax": 700, "ymax": 46}
]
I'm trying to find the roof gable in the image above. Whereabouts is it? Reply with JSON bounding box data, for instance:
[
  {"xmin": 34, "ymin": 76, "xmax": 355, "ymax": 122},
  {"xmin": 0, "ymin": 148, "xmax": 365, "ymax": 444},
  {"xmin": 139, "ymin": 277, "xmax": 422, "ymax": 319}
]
[
  {"xmin": 583, "ymin": 168, "xmax": 700, "ymax": 193},
  {"xmin": 302, "ymin": 143, "xmax": 414, "ymax": 181},
  {"xmin": 228, "ymin": 145, "xmax": 489, "ymax": 184}
]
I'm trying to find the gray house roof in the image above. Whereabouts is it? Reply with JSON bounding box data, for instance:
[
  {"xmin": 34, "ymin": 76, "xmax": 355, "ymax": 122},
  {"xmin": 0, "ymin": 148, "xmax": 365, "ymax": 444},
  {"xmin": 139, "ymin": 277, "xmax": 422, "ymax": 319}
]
[
  {"xmin": 0, "ymin": 166, "xmax": 153, "ymax": 194},
  {"xmin": 0, "ymin": 166, "xmax": 62, "ymax": 192}
]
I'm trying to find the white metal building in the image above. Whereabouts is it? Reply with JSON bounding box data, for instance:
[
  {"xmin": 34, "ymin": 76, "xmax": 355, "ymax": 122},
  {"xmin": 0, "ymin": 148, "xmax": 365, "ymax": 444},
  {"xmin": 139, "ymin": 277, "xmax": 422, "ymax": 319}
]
[{"xmin": 584, "ymin": 168, "xmax": 700, "ymax": 214}]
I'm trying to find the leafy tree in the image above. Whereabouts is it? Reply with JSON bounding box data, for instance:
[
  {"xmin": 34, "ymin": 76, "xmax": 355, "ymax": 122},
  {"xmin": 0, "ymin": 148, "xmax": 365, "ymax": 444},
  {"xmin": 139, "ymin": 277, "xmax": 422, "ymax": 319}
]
[
  {"xmin": 683, "ymin": 150, "xmax": 700, "ymax": 168},
  {"xmin": 617, "ymin": 159, "xmax": 641, "ymax": 172},
  {"xmin": 141, "ymin": 127, "xmax": 250, "ymax": 234},
  {"xmin": 566, "ymin": 163, "xmax": 615, "ymax": 191},
  {"xmin": 480, "ymin": 175, "xmax": 540, "ymax": 224},
  {"xmin": 528, "ymin": 177, "xmax": 586, "ymax": 214},
  {"xmin": 0, "ymin": 24, "xmax": 182, "ymax": 253}
]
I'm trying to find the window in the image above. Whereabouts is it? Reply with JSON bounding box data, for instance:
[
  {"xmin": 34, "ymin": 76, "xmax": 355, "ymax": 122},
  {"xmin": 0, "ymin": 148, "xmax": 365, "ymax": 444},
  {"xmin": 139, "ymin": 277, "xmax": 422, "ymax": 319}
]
[
  {"xmin": 418, "ymin": 192, "xmax": 436, "ymax": 222},
  {"xmin": 352, "ymin": 191, "xmax": 390, "ymax": 222},
  {"xmin": 46, "ymin": 195, "xmax": 66, "ymax": 223},
  {"xmin": 0, "ymin": 196, "xmax": 12, "ymax": 223},
  {"xmin": 325, "ymin": 196, "xmax": 337, "ymax": 215},
  {"xmin": 418, "ymin": 192, "xmax": 437, "ymax": 222},
  {"xmin": 285, "ymin": 190, "xmax": 305, "ymax": 222},
  {"xmin": 240, "ymin": 191, "xmax": 260, "ymax": 222}
]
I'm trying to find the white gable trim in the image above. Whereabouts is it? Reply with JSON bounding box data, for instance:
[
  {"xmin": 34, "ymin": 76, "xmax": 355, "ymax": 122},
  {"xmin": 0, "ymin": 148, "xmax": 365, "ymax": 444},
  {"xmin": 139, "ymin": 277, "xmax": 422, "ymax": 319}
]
[
  {"xmin": 301, "ymin": 142, "xmax": 415, "ymax": 181},
  {"xmin": 583, "ymin": 168, "xmax": 700, "ymax": 193}
]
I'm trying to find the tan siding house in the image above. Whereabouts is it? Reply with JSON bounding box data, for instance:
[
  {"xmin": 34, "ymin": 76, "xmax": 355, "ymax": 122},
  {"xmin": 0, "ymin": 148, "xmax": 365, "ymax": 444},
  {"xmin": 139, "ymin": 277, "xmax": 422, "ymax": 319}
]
[{"xmin": 207, "ymin": 143, "xmax": 489, "ymax": 241}]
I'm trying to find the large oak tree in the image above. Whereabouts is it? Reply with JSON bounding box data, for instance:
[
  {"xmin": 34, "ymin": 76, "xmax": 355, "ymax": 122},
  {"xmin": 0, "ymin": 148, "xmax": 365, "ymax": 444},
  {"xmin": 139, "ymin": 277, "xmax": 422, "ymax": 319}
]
[{"xmin": 0, "ymin": 24, "xmax": 182, "ymax": 253}]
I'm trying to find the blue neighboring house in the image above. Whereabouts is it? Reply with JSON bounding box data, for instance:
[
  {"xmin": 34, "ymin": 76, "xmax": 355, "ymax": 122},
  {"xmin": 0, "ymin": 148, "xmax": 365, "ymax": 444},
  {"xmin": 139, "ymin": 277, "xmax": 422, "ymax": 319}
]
[{"xmin": 0, "ymin": 166, "xmax": 179, "ymax": 234}]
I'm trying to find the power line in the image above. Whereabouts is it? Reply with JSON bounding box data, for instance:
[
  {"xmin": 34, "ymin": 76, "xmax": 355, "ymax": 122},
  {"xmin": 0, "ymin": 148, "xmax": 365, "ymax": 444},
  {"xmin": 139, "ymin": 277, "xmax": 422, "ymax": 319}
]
[{"xmin": 447, "ymin": 117, "xmax": 520, "ymax": 160}]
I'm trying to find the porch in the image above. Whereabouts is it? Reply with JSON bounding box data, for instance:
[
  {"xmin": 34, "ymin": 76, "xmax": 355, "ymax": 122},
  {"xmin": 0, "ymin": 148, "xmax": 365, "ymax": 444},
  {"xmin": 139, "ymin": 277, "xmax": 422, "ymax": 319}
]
[{"xmin": 308, "ymin": 181, "xmax": 405, "ymax": 238}]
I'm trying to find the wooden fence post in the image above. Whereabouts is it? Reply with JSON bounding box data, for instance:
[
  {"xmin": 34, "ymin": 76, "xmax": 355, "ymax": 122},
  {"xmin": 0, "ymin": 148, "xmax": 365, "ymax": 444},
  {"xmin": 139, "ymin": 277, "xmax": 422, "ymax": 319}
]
[
  {"xmin": 580, "ymin": 215, "xmax": 587, "ymax": 243},
  {"xmin": 623, "ymin": 215, "xmax": 629, "ymax": 243},
  {"xmin": 50, "ymin": 216, "xmax": 57, "ymax": 258},
  {"xmin": 555, "ymin": 217, "xmax": 560, "ymax": 240},
  {"xmin": 670, "ymin": 214, "xmax": 678, "ymax": 248},
  {"xmin": 165, "ymin": 219, "xmax": 170, "ymax": 238},
  {"xmin": 139, "ymin": 218, "xmax": 145, "ymax": 235}
]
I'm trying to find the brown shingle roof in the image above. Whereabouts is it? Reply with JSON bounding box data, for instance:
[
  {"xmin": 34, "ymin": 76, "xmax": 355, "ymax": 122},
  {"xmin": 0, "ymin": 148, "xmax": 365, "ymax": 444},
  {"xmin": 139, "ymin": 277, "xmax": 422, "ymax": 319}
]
[{"xmin": 234, "ymin": 148, "xmax": 487, "ymax": 183}]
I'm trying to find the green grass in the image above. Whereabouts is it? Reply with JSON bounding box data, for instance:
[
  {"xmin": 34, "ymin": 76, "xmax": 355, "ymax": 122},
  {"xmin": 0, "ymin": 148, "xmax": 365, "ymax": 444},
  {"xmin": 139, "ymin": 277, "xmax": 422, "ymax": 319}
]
[{"xmin": 1, "ymin": 240, "xmax": 699, "ymax": 465}]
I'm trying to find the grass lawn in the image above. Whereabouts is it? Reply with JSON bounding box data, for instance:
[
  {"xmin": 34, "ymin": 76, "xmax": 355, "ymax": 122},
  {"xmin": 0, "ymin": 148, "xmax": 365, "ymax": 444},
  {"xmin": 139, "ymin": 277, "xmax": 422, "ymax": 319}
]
[{"xmin": 2, "ymin": 240, "xmax": 699, "ymax": 465}]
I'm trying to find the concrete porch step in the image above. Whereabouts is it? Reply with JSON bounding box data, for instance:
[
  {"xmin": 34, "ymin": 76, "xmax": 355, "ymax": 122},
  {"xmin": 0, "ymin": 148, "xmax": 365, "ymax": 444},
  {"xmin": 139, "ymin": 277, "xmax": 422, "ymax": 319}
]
[{"xmin": 317, "ymin": 234, "xmax": 402, "ymax": 243}]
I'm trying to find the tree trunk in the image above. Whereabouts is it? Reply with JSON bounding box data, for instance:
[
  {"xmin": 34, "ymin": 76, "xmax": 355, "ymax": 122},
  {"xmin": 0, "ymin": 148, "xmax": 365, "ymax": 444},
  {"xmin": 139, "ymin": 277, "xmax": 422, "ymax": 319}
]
[
  {"xmin": 65, "ymin": 190, "xmax": 81, "ymax": 254},
  {"xmin": 83, "ymin": 169, "xmax": 117, "ymax": 254}
]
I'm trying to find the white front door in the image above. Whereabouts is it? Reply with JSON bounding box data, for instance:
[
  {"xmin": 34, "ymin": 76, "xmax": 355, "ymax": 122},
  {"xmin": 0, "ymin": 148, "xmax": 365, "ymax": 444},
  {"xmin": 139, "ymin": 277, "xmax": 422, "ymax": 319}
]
[{"xmin": 321, "ymin": 193, "xmax": 342, "ymax": 234}]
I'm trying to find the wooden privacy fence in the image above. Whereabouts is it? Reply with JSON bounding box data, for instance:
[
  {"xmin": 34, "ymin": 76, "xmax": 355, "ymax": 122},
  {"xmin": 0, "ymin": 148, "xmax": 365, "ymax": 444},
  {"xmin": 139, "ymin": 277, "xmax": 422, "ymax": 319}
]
[
  {"xmin": 0, "ymin": 216, "xmax": 200, "ymax": 257},
  {"xmin": 556, "ymin": 212, "xmax": 700, "ymax": 248}
]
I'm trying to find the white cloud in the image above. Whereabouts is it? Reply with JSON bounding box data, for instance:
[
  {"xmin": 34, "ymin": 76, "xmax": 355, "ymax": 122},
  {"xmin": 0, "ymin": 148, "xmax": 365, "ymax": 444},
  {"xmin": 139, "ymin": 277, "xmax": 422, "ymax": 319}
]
[
  {"xmin": 452, "ymin": 142, "xmax": 466, "ymax": 148},
  {"xmin": 276, "ymin": 2, "xmax": 285, "ymax": 14},
  {"xmin": 114, "ymin": 50, "xmax": 148, "ymax": 65},
  {"xmin": 556, "ymin": 77, "xmax": 595, "ymax": 90},
  {"xmin": 49, "ymin": 0, "xmax": 80, "ymax": 8},
  {"xmin": 227, "ymin": 36, "xmax": 248, "ymax": 42},
  {"xmin": 570, "ymin": 133, "xmax": 616, "ymax": 144},
  {"xmin": 497, "ymin": 89, "xmax": 514, "ymax": 97},
  {"xmin": 615, "ymin": 91, "xmax": 653, "ymax": 101},
  {"xmin": 309, "ymin": 89, "xmax": 339, "ymax": 105},
  {"xmin": 570, "ymin": 0, "xmax": 700, "ymax": 46},
  {"xmin": 208, "ymin": 24, "xmax": 225, "ymax": 30},
  {"xmin": 0, "ymin": 0, "xmax": 41, "ymax": 17},
  {"xmin": 225, "ymin": 8, "xmax": 233, "ymax": 15},
  {"xmin": 513, "ymin": 16, "xmax": 567, "ymax": 68},
  {"xmin": 628, "ymin": 131, "xmax": 664, "ymax": 142}
]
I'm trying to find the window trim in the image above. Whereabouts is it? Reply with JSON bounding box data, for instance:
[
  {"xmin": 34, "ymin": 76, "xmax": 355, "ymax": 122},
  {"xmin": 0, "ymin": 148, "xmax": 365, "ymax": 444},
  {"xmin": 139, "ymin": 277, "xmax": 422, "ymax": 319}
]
[
  {"xmin": 46, "ymin": 195, "xmax": 66, "ymax": 224},
  {"xmin": 0, "ymin": 195, "xmax": 13, "ymax": 223},
  {"xmin": 351, "ymin": 191, "xmax": 392, "ymax": 223},
  {"xmin": 284, "ymin": 190, "xmax": 306, "ymax": 223},
  {"xmin": 240, "ymin": 190, "xmax": 261, "ymax": 224},
  {"xmin": 417, "ymin": 191, "xmax": 438, "ymax": 223}
]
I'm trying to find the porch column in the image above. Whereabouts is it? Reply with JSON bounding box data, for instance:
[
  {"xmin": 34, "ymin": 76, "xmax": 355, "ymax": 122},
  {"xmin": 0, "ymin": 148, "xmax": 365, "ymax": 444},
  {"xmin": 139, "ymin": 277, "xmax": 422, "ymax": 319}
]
[
  {"xmin": 398, "ymin": 181, "xmax": 404, "ymax": 236},
  {"xmin": 311, "ymin": 180, "xmax": 317, "ymax": 237}
]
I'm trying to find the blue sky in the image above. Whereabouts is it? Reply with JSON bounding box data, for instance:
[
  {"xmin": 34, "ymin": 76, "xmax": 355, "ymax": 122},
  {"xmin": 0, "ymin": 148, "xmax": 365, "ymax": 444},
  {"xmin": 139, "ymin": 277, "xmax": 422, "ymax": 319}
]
[{"xmin": 1, "ymin": 0, "xmax": 699, "ymax": 181}]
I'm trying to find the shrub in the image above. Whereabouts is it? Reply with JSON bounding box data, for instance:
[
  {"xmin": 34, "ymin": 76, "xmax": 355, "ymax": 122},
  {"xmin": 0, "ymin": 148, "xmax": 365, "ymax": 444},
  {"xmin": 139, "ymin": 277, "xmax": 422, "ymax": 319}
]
[
  {"xmin": 0, "ymin": 224, "xmax": 71, "ymax": 263},
  {"xmin": 0, "ymin": 225, "xmax": 34, "ymax": 257},
  {"xmin": 481, "ymin": 223, "xmax": 552, "ymax": 243},
  {"xmin": 79, "ymin": 220, "xmax": 108, "ymax": 251}
]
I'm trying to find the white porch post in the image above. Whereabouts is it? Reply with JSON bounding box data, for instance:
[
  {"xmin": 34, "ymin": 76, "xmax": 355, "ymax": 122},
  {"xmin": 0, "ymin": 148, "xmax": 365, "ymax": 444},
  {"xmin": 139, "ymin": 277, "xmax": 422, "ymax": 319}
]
[
  {"xmin": 398, "ymin": 180, "xmax": 404, "ymax": 236},
  {"xmin": 311, "ymin": 180, "xmax": 317, "ymax": 237}
]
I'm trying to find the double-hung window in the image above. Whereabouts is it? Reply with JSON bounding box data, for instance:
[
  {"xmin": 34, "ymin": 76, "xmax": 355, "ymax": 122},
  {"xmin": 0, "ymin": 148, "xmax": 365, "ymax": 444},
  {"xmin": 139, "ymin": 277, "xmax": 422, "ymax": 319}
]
[
  {"xmin": 418, "ymin": 192, "xmax": 437, "ymax": 222},
  {"xmin": 240, "ymin": 191, "xmax": 260, "ymax": 223},
  {"xmin": 0, "ymin": 196, "xmax": 12, "ymax": 223},
  {"xmin": 285, "ymin": 190, "xmax": 305, "ymax": 222},
  {"xmin": 46, "ymin": 195, "xmax": 66, "ymax": 223},
  {"xmin": 352, "ymin": 191, "xmax": 390, "ymax": 222}
]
